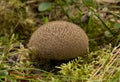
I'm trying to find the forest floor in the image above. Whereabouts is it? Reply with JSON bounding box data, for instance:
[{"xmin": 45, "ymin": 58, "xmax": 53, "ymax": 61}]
[{"xmin": 0, "ymin": 0, "xmax": 120, "ymax": 82}]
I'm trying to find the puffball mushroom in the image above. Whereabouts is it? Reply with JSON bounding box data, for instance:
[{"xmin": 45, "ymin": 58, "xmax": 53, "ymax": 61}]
[{"xmin": 28, "ymin": 21, "xmax": 89, "ymax": 62}]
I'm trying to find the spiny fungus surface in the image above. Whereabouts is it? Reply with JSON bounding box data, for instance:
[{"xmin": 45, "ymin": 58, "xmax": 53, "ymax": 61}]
[{"xmin": 28, "ymin": 21, "xmax": 89, "ymax": 61}]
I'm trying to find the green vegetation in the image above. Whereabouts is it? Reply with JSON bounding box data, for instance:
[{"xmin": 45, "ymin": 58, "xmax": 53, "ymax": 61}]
[{"xmin": 0, "ymin": 0, "xmax": 120, "ymax": 81}]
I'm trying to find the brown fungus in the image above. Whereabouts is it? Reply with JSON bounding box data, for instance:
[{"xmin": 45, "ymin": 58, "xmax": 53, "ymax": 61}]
[{"xmin": 28, "ymin": 21, "xmax": 89, "ymax": 62}]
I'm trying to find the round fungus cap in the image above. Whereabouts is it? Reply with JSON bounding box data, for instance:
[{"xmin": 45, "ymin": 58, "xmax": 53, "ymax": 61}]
[{"xmin": 28, "ymin": 21, "xmax": 89, "ymax": 60}]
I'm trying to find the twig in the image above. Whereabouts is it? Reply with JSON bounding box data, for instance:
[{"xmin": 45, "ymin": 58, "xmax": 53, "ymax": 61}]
[{"xmin": 90, "ymin": 7, "xmax": 114, "ymax": 36}]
